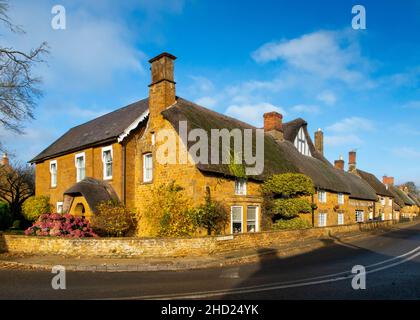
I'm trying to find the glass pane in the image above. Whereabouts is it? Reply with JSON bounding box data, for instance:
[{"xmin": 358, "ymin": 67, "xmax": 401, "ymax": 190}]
[
  {"xmin": 247, "ymin": 223, "xmax": 256, "ymax": 233},
  {"xmin": 232, "ymin": 207, "xmax": 242, "ymax": 221},
  {"xmin": 106, "ymin": 163, "xmax": 112, "ymax": 177},
  {"xmin": 247, "ymin": 207, "xmax": 256, "ymax": 220},
  {"xmin": 104, "ymin": 150, "xmax": 112, "ymax": 162},
  {"xmin": 233, "ymin": 222, "xmax": 242, "ymax": 233}
]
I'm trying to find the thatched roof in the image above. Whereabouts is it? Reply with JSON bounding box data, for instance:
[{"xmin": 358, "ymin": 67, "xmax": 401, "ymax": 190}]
[
  {"xmin": 30, "ymin": 99, "xmax": 149, "ymax": 163},
  {"xmin": 64, "ymin": 178, "xmax": 119, "ymax": 213},
  {"xmin": 341, "ymin": 171, "xmax": 377, "ymax": 201},
  {"xmin": 356, "ymin": 169, "xmax": 393, "ymax": 197},
  {"xmin": 388, "ymin": 185, "xmax": 415, "ymax": 207},
  {"xmin": 407, "ymin": 192, "xmax": 420, "ymax": 206},
  {"xmin": 163, "ymin": 98, "xmax": 367, "ymax": 195}
]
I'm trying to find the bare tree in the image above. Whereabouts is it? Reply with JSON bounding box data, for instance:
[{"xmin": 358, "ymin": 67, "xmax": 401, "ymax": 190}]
[
  {"xmin": 0, "ymin": 0, "xmax": 48, "ymax": 139},
  {"xmin": 0, "ymin": 161, "xmax": 34, "ymax": 220}
]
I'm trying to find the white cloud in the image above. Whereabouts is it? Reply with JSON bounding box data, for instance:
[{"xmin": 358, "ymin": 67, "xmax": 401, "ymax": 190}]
[
  {"xmin": 4, "ymin": 1, "xmax": 146, "ymax": 92},
  {"xmin": 225, "ymin": 102, "xmax": 286, "ymax": 127},
  {"xmin": 188, "ymin": 76, "xmax": 215, "ymax": 94},
  {"xmin": 291, "ymin": 104, "xmax": 320, "ymax": 114},
  {"xmin": 325, "ymin": 134, "xmax": 363, "ymax": 147},
  {"xmin": 327, "ymin": 117, "xmax": 374, "ymax": 133},
  {"xmin": 391, "ymin": 147, "xmax": 420, "ymax": 159},
  {"xmin": 325, "ymin": 116, "xmax": 374, "ymax": 148},
  {"xmin": 252, "ymin": 30, "xmax": 372, "ymax": 85},
  {"xmin": 195, "ymin": 96, "xmax": 217, "ymax": 108},
  {"xmin": 402, "ymin": 100, "xmax": 420, "ymax": 110},
  {"xmin": 316, "ymin": 91, "xmax": 337, "ymax": 106}
]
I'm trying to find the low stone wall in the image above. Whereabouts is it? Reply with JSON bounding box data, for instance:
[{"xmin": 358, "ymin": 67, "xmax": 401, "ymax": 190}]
[{"xmin": 0, "ymin": 220, "xmax": 403, "ymax": 258}]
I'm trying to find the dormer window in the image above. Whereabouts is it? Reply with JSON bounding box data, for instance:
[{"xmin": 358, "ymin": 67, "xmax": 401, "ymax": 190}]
[
  {"xmin": 235, "ymin": 179, "xmax": 247, "ymax": 195},
  {"xmin": 294, "ymin": 127, "xmax": 311, "ymax": 156}
]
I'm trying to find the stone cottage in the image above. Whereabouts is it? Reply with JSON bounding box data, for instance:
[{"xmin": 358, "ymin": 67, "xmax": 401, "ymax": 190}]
[{"xmin": 30, "ymin": 52, "xmax": 417, "ymax": 236}]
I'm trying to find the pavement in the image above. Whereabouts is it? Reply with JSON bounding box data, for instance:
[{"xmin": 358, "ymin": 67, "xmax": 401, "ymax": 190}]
[{"xmin": 0, "ymin": 220, "xmax": 418, "ymax": 272}]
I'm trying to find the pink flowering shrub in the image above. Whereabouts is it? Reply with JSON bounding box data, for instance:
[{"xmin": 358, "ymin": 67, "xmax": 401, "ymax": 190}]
[{"xmin": 24, "ymin": 213, "xmax": 98, "ymax": 238}]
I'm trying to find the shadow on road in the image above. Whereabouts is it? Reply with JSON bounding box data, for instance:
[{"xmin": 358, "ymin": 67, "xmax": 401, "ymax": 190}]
[{"xmin": 221, "ymin": 224, "xmax": 420, "ymax": 299}]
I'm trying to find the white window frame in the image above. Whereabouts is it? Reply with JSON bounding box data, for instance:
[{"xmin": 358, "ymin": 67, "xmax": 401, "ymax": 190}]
[
  {"xmin": 338, "ymin": 193, "xmax": 344, "ymax": 205},
  {"xmin": 318, "ymin": 212, "xmax": 327, "ymax": 227},
  {"xmin": 318, "ymin": 190, "xmax": 327, "ymax": 203},
  {"xmin": 56, "ymin": 202, "xmax": 63, "ymax": 214},
  {"xmin": 49, "ymin": 160, "xmax": 57, "ymax": 188},
  {"xmin": 231, "ymin": 206, "xmax": 244, "ymax": 234},
  {"xmin": 235, "ymin": 179, "xmax": 247, "ymax": 196},
  {"xmin": 381, "ymin": 213, "xmax": 385, "ymax": 221},
  {"xmin": 369, "ymin": 211, "xmax": 374, "ymax": 220},
  {"xmin": 246, "ymin": 206, "xmax": 259, "ymax": 232},
  {"xmin": 380, "ymin": 197, "xmax": 385, "ymax": 206},
  {"xmin": 75, "ymin": 152, "xmax": 86, "ymax": 182},
  {"xmin": 143, "ymin": 153, "xmax": 153, "ymax": 183},
  {"xmin": 337, "ymin": 212, "xmax": 344, "ymax": 225},
  {"xmin": 388, "ymin": 198, "xmax": 392, "ymax": 206},
  {"xmin": 356, "ymin": 210, "xmax": 364, "ymax": 223},
  {"xmin": 151, "ymin": 132, "xmax": 155, "ymax": 146},
  {"xmin": 388, "ymin": 213, "xmax": 393, "ymax": 221},
  {"xmin": 101, "ymin": 146, "xmax": 113, "ymax": 180},
  {"xmin": 294, "ymin": 127, "xmax": 311, "ymax": 157}
]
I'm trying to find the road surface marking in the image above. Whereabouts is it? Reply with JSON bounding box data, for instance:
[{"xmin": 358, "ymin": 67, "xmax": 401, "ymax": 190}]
[{"xmin": 103, "ymin": 245, "xmax": 420, "ymax": 300}]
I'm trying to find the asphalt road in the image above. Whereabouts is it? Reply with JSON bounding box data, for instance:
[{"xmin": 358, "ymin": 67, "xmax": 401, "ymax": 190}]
[{"xmin": 1, "ymin": 223, "xmax": 420, "ymax": 300}]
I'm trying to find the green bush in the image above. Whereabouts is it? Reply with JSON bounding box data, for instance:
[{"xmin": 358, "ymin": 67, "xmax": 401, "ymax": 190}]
[
  {"xmin": 262, "ymin": 173, "xmax": 315, "ymax": 196},
  {"xmin": 190, "ymin": 190, "xmax": 227, "ymax": 235},
  {"xmin": 272, "ymin": 217, "xmax": 311, "ymax": 230},
  {"xmin": 272, "ymin": 198, "xmax": 312, "ymax": 218},
  {"xmin": 22, "ymin": 196, "xmax": 52, "ymax": 222},
  {"xmin": 93, "ymin": 200, "xmax": 136, "ymax": 237},
  {"xmin": 0, "ymin": 202, "xmax": 12, "ymax": 230},
  {"xmin": 142, "ymin": 181, "xmax": 196, "ymax": 237},
  {"xmin": 262, "ymin": 173, "xmax": 315, "ymax": 230}
]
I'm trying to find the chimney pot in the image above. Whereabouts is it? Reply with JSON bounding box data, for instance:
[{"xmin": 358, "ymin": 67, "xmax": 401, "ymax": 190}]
[
  {"xmin": 348, "ymin": 151, "xmax": 356, "ymax": 171},
  {"xmin": 263, "ymin": 112, "xmax": 283, "ymax": 141},
  {"xmin": 1, "ymin": 153, "xmax": 9, "ymax": 166},
  {"xmin": 334, "ymin": 156, "xmax": 344, "ymax": 171},
  {"xmin": 382, "ymin": 175, "xmax": 394, "ymax": 187}
]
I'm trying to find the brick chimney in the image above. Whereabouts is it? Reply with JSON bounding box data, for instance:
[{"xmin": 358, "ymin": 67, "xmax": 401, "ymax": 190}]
[
  {"xmin": 1, "ymin": 153, "xmax": 9, "ymax": 166},
  {"xmin": 334, "ymin": 155, "xmax": 344, "ymax": 171},
  {"xmin": 383, "ymin": 176, "xmax": 394, "ymax": 187},
  {"xmin": 148, "ymin": 52, "xmax": 177, "ymax": 130},
  {"xmin": 263, "ymin": 112, "xmax": 283, "ymax": 141},
  {"xmin": 348, "ymin": 150, "xmax": 356, "ymax": 172},
  {"xmin": 314, "ymin": 128, "xmax": 324, "ymax": 156}
]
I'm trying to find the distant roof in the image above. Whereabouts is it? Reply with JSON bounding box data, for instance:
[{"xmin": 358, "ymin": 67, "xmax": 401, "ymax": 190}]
[
  {"xmin": 388, "ymin": 185, "xmax": 415, "ymax": 207},
  {"xmin": 356, "ymin": 169, "xmax": 393, "ymax": 197},
  {"xmin": 341, "ymin": 171, "xmax": 378, "ymax": 201},
  {"xmin": 30, "ymin": 99, "xmax": 149, "ymax": 163}
]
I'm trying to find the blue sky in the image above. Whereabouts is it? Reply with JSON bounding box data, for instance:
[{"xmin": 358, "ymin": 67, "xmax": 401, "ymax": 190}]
[{"xmin": 1, "ymin": 0, "xmax": 419, "ymax": 185}]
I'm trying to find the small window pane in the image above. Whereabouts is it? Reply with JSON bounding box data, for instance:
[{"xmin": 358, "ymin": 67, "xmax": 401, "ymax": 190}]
[
  {"xmin": 247, "ymin": 206, "xmax": 257, "ymax": 232},
  {"xmin": 232, "ymin": 207, "xmax": 242, "ymax": 234}
]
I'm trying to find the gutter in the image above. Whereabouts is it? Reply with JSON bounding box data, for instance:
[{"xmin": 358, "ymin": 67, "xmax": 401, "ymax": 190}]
[{"xmin": 122, "ymin": 143, "xmax": 126, "ymax": 205}]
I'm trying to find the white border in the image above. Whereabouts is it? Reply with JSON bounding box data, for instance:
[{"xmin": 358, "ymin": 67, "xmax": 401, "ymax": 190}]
[
  {"xmin": 101, "ymin": 145, "xmax": 113, "ymax": 180},
  {"xmin": 230, "ymin": 206, "xmax": 243, "ymax": 234},
  {"xmin": 143, "ymin": 153, "xmax": 153, "ymax": 182},
  {"xmin": 75, "ymin": 152, "xmax": 86, "ymax": 182},
  {"xmin": 118, "ymin": 110, "xmax": 149, "ymax": 143},
  {"xmin": 49, "ymin": 160, "xmax": 57, "ymax": 187},
  {"xmin": 56, "ymin": 202, "xmax": 63, "ymax": 214},
  {"xmin": 246, "ymin": 205, "xmax": 259, "ymax": 232}
]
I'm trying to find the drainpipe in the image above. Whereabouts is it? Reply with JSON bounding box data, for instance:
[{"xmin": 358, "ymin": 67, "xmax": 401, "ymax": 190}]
[
  {"xmin": 311, "ymin": 194, "xmax": 315, "ymax": 227},
  {"xmin": 122, "ymin": 143, "xmax": 126, "ymax": 205}
]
